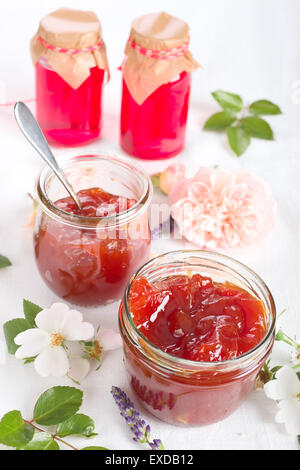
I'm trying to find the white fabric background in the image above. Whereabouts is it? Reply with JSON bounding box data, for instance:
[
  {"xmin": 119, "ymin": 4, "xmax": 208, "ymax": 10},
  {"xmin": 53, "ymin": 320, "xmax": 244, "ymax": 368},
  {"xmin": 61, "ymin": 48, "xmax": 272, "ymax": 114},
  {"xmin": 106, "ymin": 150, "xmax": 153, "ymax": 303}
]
[{"xmin": 0, "ymin": 0, "xmax": 299, "ymax": 450}]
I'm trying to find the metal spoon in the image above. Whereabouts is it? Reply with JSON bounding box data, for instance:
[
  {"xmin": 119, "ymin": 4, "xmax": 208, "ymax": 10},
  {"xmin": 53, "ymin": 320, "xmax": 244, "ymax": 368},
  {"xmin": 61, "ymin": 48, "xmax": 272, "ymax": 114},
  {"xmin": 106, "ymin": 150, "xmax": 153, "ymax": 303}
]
[{"xmin": 14, "ymin": 101, "xmax": 82, "ymax": 211}]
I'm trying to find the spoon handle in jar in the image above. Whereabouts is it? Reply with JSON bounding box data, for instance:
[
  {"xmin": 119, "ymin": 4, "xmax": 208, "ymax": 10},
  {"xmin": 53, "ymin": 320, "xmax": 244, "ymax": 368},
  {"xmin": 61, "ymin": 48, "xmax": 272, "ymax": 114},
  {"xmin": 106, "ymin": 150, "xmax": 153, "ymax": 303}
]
[{"xmin": 14, "ymin": 101, "xmax": 82, "ymax": 211}]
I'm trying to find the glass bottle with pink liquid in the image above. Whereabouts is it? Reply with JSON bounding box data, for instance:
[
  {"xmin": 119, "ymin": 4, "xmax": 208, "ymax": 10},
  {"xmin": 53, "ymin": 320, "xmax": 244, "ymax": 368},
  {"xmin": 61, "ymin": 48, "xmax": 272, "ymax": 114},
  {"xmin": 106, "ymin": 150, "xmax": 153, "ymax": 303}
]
[
  {"xmin": 31, "ymin": 8, "xmax": 109, "ymax": 147},
  {"xmin": 120, "ymin": 12, "xmax": 199, "ymax": 160}
]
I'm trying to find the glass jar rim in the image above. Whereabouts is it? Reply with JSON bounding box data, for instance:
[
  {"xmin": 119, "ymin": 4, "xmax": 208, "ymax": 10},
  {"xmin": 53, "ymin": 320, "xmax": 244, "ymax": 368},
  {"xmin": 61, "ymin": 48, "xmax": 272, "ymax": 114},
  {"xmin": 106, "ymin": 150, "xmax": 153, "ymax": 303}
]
[
  {"xmin": 36, "ymin": 152, "xmax": 153, "ymax": 228},
  {"xmin": 121, "ymin": 249, "xmax": 276, "ymax": 372}
]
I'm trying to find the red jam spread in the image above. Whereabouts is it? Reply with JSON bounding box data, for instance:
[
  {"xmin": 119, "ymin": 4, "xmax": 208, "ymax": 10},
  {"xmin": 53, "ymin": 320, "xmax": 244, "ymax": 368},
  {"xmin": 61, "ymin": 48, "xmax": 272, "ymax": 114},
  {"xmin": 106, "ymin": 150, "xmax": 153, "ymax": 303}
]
[
  {"xmin": 55, "ymin": 187, "xmax": 136, "ymax": 216},
  {"xmin": 34, "ymin": 187, "xmax": 150, "ymax": 306},
  {"xmin": 129, "ymin": 274, "xmax": 266, "ymax": 361}
]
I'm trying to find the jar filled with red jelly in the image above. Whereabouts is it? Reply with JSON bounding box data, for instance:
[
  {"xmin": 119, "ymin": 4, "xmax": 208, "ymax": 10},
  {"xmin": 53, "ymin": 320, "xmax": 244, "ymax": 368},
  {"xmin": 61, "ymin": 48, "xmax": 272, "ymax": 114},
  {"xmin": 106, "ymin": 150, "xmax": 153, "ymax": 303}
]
[
  {"xmin": 120, "ymin": 12, "xmax": 199, "ymax": 160},
  {"xmin": 119, "ymin": 250, "xmax": 276, "ymax": 426},
  {"xmin": 31, "ymin": 8, "xmax": 110, "ymax": 146},
  {"xmin": 34, "ymin": 153, "xmax": 152, "ymax": 306}
]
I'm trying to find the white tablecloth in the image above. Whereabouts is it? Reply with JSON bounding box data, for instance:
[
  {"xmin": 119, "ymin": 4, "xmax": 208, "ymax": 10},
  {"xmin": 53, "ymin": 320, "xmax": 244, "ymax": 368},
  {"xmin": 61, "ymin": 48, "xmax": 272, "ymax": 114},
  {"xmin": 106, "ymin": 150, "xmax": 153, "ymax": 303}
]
[{"xmin": 0, "ymin": 0, "xmax": 299, "ymax": 450}]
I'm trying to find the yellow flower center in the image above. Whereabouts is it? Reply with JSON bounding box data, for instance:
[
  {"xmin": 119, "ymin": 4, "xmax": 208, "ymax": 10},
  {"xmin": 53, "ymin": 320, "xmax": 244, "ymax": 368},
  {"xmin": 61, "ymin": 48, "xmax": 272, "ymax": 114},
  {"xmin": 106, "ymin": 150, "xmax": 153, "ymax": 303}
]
[
  {"xmin": 297, "ymin": 393, "xmax": 300, "ymax": 400},
  {"xmin": 50, "ymin": 333, "xmax": 64, "ymax": 347},
  {"xmin": 89, "ymin": 340, "xmax": 102, "ymax": 360}
]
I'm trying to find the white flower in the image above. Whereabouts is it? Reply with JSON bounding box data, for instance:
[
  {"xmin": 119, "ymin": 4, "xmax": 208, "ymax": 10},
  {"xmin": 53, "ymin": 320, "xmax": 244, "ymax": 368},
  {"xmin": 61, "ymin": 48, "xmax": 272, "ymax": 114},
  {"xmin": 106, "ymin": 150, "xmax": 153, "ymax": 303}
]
[
  {"xmin": 291, "ymin": 347, "xmax": 300, "ymax": 365},
  {"xmin": 264, "ymin": 366, "xmax": 300, "ymax": 435},
  {"xmin": 98, "ymin": 328, "xmax": 122, "ymax": 351},
  {"xmin": 14, "ymin": 303, "xmax": 94, "ymax": 377},
  {"xmin": 68, "ymin": 356, "xmax": 91, "ymax": 383}
]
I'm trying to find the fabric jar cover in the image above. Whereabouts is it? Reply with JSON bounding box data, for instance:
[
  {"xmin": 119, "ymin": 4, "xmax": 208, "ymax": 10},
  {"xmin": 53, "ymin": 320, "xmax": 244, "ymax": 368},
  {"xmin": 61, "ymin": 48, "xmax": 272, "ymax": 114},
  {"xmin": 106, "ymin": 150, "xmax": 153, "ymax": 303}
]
[
  {"xmin": 30, "ymin": 7, "xmax": 110, "ymax": 89},
  {"xmin": 123, "ymin": 11, "xmax": 200, "ymax": 105}
]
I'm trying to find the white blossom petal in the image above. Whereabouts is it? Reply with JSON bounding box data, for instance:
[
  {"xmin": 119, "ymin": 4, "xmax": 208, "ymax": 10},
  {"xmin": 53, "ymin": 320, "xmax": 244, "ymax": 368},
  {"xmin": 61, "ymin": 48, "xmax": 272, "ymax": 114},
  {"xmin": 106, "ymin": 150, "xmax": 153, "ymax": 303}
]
[
  {"xmin": 98, "ymin": 328, "xmax": 122, "ymax": 351},
  {"xmin": 275, "ymin": 398, "xmax": 300, "ymax": 435},
  {"xmin": 34, "ymin": 346, "xmax": 69, "ymax": 377},
  {"xmin": 62, "ymin": 320, "xmax": 94, "ymax": 341},
  {"xmin": 14, "ymin": 329, "xmax": 50, "ymax": 359},
  {"xmin": 35, "ymin": 303, "xmax": 73, "ymax": 333},
  {"xmin": 264, "ymin": 366, "xmax": 300, "ymax": 400},
  {"xmin": 68, "ymin": 356, "xmax": 90, "ymax": 383}
]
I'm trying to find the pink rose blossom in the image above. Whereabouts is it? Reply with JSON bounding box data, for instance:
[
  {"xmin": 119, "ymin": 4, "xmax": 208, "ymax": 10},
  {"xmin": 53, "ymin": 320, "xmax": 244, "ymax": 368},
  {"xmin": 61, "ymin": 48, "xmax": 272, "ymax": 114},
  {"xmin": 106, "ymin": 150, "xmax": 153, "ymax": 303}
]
[
  {"xmin": 159, "ymin": 163, "xmax": 186, "ymax": 195},
  {"xmin": 168, "ymin": 167, "xmax": 276, "ymax": 251}
]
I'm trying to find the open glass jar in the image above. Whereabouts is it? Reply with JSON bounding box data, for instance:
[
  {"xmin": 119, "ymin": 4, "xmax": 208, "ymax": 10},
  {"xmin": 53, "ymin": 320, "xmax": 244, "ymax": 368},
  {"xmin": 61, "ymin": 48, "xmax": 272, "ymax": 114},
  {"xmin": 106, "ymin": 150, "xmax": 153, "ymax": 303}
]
[
  {"xmin": 119, "ymin": 250, "xmax": 276, "ymax": 426},
  {"xmin": 34, "ymin": 153, "xmax": 152, "ymax": 307}
]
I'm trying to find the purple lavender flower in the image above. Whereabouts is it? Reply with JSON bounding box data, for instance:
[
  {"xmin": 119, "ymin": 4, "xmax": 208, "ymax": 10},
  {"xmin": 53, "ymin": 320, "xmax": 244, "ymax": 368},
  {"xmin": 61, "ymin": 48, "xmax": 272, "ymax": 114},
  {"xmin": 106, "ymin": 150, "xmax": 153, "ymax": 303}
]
[
  {"xmin": 151, "ymin": 216, "xmax": 175, "ymax": 240},
  {"xmin": 111, "ymin": 386, "xmax": 164, "ymax": 450}
]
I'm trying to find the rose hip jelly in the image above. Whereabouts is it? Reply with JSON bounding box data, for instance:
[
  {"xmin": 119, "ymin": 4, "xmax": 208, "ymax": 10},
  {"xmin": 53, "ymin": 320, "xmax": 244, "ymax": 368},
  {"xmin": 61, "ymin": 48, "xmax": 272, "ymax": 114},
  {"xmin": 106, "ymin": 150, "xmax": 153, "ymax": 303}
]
[
  {"xmin": 119, "ymin": 251, "xmax": 276, "ymax": 426},
  {"xmin": 120, "ymin": 72, "xmax": 191, "ymax": 159},
  {"xmin": 34, "ymin": 154, "xmax": 152, "ymax": 306},
  {"xmin": 31, "ymin": 8, "xmax": 110, "ymax": 146},
  {"xmin": 35, "ymin": 59, "xmax": 105, "ymax": 146},
  {"xmin": 120, "ymin": 12, "xmax": 199, "ymax": 160}
]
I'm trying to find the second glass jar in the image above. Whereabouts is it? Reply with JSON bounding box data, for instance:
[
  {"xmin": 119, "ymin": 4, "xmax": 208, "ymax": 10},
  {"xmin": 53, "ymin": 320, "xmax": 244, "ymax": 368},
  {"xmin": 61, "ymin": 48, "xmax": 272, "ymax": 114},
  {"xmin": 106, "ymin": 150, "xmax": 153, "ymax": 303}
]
[
  {"xmin": 34, "ymin": 153, "xmax": 152, "ymax": 306},
  {"xmin": 120, "ymin": 71, "xmax": 191, "ymax": 159},
  {"xmin": 119, "ymin": 250, "xmax": 276, "ymax": 426}
]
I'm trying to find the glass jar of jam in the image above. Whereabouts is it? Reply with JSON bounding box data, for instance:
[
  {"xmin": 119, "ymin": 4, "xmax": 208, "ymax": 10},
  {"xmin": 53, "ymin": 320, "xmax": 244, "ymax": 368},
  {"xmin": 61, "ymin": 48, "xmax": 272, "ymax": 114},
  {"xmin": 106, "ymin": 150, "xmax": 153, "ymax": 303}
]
[
  {"xmin": 120, "ymin": 12, "xmax": 199, "ymax": 160},
  {"xmin": 35, "ymin": 57, "xmax": 105, "ymax": 146},
  {"xmin": 119, "ymin": 250, "xmax": 276, "ymax": 426},
  {"xmin": 31, "ymin": 8, "xmax": 110, "ymax": 146},
  {"xmin": 34, "ymin": 153, "xmax": 152, "ymax": 307}
]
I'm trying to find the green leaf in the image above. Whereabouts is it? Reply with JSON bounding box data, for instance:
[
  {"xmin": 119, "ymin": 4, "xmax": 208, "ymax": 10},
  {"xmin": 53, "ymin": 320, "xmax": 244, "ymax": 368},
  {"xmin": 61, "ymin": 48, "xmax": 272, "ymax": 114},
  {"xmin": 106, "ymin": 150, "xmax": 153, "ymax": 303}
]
[
  {"xmin": 249, "ymin": 100, "xmax": 282, "ymax": 116},
  {"xmin": 298, "ymin": 434, "xmax": 300, "ymax": 446},
  {"xmin": 23, "ymin": 299, "xmax": 42, "ymax": 327},
  {"xmin": 270, "ymin": 366, "xmax": 282, "ymax": 376},
  {"xmin": 227, "ymin": 126, "xmax": 251, "ymax": 156},
  {"xmin": 57, "ymin": 414, "xmax": 96, "ymax": 438},
  {"xmin": 203, "ymin": 111, "xmax": 237, "ymax": 131},
  {"xmin": 241, "ymin": 116, "xmax": 274, "ymax": 140},
  {"xmin": 0, "ymin": 410, "xmax": 34, "ymax": 448},
  {"xmin": 23, "ymin": 432, "xmax": 60, "ymax": 450},
  {"xmin": 81, "ymin": 446, "xmax": 109, "ymax": 450},
  {"xmin": 3, "ymin": 318, "xmax": 31, "ymax": 354},
  {"xmin": 211, "ymin": 90, "xmax": 243, "ymax": 112},
  {"xmin": 0, "ymin": 255, "xmax": 12, "ymax": 269},
  {"xmin": 275, "ymin": 329, "xmax": 285, "ymax": 341},
  {"xmin": 23, "ymin": 356, "xmax": 37, "ymax": 365},
  {"xmin": 33, "ymin": 386, "xmax": 83, "ymax": 426}
]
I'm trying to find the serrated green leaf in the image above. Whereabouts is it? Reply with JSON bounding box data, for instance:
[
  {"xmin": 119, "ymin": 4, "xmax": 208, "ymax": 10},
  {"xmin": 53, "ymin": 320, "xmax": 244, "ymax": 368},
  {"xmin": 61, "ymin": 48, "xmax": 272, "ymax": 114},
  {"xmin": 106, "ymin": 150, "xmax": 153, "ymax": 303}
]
[
  {"xmin": 57, "ymin": 414, "xmax": 96, "ymax": 438},
  {"xmin": 203, "ymin": 111, "xmax": 237, "ymax": 131},
  {"xmin": 0, "ymin": 255, "xmax": 12, "ymax": 269},
  {"xmin": 33, "ymin": 386, "xmax": 83, "ymax": 426},
  {"xmin": 211, "ymin": 90, "xmax": 243, "ymax": 112},
  {"xmin": 227, "ymin": 126, "xmax": 251, "ymax": 156},
  {"xmin": 23, "ymin": 299, "xmax": 42, "ymax": 327},
  {"xmin": 81, "ymin": 446, "xmax": 108, "ymax": 450},
  {"xmin": 249, "ymin": 100, "xmax": 282, "ymax": 115},
  {"xmin": 241, "ymin": 116, "xmax": 274, "ymax": 140},
  {"xmin": 23, "ymin": 431, "xmax": 60, "ymax": 450},
  {"xmin": 3, "ymin": 318, "xmax": 31, "ymax": 354},
  {"xmin": 0, "ymin": 410, "xmax": 34, "ymax": 448}
]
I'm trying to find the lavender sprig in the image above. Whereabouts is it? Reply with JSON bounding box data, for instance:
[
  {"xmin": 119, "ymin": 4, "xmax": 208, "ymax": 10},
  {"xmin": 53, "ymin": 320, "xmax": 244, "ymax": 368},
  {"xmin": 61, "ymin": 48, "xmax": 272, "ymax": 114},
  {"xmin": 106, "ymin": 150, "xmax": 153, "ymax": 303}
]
[{"xmin": 111, "ymin": 386, "xmax": 164, "ymax": 450}]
